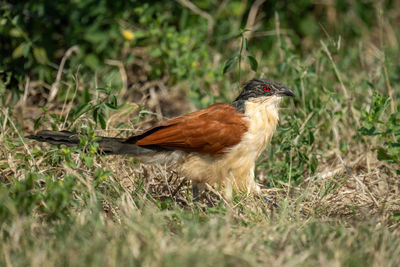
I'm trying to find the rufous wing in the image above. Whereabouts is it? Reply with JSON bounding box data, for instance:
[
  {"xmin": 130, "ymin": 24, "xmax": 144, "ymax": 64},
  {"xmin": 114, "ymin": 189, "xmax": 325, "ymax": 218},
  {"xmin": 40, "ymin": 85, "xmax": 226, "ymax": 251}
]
[{"xmin": 125, "ymin": 103, "xmax": 248, "ymax": 155}]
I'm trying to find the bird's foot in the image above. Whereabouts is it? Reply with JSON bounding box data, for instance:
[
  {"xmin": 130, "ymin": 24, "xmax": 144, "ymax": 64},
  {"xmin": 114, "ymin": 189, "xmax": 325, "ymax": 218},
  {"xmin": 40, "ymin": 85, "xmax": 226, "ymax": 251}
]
[
  {"xmin": 192, "ymin": 182, "xmax": 205, "ymax": 202},
  {"xmin": 262, "ymin": 196, "xmax": 280, "ymax": 208}
]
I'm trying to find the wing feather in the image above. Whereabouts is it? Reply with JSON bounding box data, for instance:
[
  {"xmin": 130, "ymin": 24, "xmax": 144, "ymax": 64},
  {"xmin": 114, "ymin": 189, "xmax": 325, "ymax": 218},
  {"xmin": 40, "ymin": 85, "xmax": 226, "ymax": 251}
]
[{"xmin": 125, "ymin": 103, "xmax": 248, "ymax": 155}]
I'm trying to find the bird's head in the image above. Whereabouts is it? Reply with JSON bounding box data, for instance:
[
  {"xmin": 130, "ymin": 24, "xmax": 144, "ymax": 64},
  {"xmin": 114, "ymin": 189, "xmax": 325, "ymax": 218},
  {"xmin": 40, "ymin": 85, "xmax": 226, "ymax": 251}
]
[
  {"xmin": 232, "ymin": 78, "xmax": 294, "ymax": 112},
  {"xmin": 236, "ymin": 78, "xmax": 294, "ymax": 101}
]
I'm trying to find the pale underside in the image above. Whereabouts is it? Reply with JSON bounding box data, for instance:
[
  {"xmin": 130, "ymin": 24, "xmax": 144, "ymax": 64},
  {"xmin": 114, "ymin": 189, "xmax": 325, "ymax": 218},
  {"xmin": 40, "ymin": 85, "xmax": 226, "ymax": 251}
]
[{"xmin": 136, "ymin": 96, "xmax": 281, "ymax": 196}]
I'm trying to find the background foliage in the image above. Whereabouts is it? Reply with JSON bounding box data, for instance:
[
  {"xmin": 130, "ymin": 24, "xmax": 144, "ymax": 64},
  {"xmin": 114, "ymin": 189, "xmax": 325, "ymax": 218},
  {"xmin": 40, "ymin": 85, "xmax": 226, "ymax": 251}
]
[{"xmin": 0, "ymin": 0, "xmax": 399, "ymax": 266}]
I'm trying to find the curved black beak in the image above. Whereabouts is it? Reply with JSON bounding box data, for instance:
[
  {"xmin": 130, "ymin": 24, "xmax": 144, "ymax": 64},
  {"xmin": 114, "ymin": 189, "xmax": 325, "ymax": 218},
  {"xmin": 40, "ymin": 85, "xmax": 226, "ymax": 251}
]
[{"xmin": 278, "ymin": 87, "xmax": 295, "ymax": 97}]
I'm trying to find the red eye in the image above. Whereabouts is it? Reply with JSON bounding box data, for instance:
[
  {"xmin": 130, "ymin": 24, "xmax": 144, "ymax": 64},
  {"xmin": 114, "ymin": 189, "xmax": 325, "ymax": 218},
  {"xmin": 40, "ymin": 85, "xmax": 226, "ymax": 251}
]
[{"xmin": 263, "ymin": 86, "xmax": 270, "ymax": 92}]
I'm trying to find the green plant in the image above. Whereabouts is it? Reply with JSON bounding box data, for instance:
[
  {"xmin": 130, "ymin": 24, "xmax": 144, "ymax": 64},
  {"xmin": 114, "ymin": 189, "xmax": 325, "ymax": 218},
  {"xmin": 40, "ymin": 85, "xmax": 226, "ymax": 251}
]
[
  {"xmin": 359, "ymin": 92, "xmax": 400, "ymax": 173},
  {"xmin": 223, "ymin": 29, "xmax": 258, "ymax": 84}
]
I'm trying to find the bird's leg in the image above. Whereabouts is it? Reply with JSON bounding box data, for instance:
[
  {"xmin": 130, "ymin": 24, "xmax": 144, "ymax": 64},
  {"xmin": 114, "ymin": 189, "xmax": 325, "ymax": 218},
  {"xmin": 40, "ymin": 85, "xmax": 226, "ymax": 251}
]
[
  {"xmin": 253, "ymin": 183, "xmax": 280, "ymax": 208},
  {"xmin": 192, "ymin": 182, "xmax": 205, "ymax": 202},
  {"xmin": 263, "ymin": 196, "xmax": 280, "ymax": 208},
  {"xmin": 192, "ymin": 183, "xmax": 199, "ymax": 202}
]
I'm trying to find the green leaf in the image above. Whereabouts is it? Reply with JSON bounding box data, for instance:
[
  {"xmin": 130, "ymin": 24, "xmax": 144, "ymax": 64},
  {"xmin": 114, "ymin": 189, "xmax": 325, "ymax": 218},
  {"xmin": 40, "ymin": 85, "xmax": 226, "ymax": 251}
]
[
  {"xmin": 9, "ymin": 28, "xmax": 23, "ymax": 38},
  {"xmin": 223, "ymin": 56, "xmax": 238, "ymax": 74},
  {"xmin": 34, "ymin": 117, "xmax": 42, "ymax": 131},
  {"xmin": 23, "ymin": 43, "xmax": 31, "ymax": 57},
  {"xmin": 116, "ymin": 123, "xmax": 126, "ymax": 129},
  {"xmin": 84, "ymin": 54, "xmax": 100, "ymax": 70},
  {"xmin": 98, "ymin": 111, "xmax": 106, "ymax": 129},
  {"xmin": 110, "ymin": 95, "xmax": 118, "ymax": 107},
  {"xmin": 105, "ymin": 103, "xmax": 117, "ymax": 110},
  {"xmin": 93, "ymin": 107, "xmax": 99, "ymax": 123},
  {"xmin": 105, "ymin": 96, "xmax": 118, "ymax": 110},
  {"xmin": 374, "ymin": 95, "xmax": 390, "ymax": 121},
  {"xmin": 33, "ymin": 47, "xmax": 48, "ymax": 64},
  {"xmin": 308, "ymin": 131, "xmax": 314, "ymax": 145},
  {"xmin": 377, "ymin": 147, "xmax": 392, "ymax": 161},
  {"xmin": 66, "ymin": 161, "xmax": 77, "ymax": 169},
  {"xmin": 311, "ymin": 155, "xmax": 318, "ymax": 173},
  {"xmin": 358, "ymin": 126, "xmax": 379, "ymax": 136},
  {"xmin": 73, "ymin": 103, "xmax": 91, "ymax": 120},
  {"xmin": 247, "ymin": 56, "xmax": 258, "ymax": 72},
  {"xmin": 12, "ymin": 43, "xmax": 24, "ymax": 59},
  {"xmin": 83, "ymin": 156, "xmax": 93, "ymax": 168},
  {"xmin": 96, "ymin": 88, "xmax": 108, "ymax": 93}
]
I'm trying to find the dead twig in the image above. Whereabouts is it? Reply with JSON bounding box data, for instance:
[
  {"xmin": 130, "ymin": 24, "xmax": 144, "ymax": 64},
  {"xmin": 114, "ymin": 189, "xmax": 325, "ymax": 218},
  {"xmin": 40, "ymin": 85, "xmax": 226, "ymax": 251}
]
[
  {"xmin": 320, "ymin": 40, "xmax": 349, "ymax": 99},
  {"xmin": 336, "ymin": 153, "xmax": 379, "ymax": 207},
  {"xmin": 176, "ymin": 0, "xmax": 214, "ymax": 34},
  {"xmin": 22, "ymin": 75, "xmax": 30, "ymax": 107},
  {"xmin": 275, "ymin": 12, "xmax": 283, "ymax": 62},
  {"xmin": 48, "ymin": 45, "xmax": 79, "ymax": 103},
  {"xmin": 245, "ymin": 0, "xmax": 267, "ymax": 39}
]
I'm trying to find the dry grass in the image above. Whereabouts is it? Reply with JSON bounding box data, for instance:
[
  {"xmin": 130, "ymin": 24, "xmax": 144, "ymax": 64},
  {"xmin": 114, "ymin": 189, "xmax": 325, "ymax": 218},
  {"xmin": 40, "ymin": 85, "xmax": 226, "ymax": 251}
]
[{"xmin": 1, "ymin": 91, "xmax": 399, "ymax": 265}]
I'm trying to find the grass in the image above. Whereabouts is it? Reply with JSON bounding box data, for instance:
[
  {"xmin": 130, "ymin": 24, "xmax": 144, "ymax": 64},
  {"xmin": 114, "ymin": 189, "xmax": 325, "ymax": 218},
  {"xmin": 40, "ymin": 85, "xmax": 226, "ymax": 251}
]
[{"xmin": 1, "ymin": 1, "xmax": 400, "ymax": 266}]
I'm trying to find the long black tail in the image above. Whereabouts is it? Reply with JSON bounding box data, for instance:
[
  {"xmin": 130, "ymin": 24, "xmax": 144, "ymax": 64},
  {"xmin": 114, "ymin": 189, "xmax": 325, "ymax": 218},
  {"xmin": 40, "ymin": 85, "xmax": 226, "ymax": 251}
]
[{"xmin": 26, "ymin": 130, "xmax": 153, "ymax": 156}]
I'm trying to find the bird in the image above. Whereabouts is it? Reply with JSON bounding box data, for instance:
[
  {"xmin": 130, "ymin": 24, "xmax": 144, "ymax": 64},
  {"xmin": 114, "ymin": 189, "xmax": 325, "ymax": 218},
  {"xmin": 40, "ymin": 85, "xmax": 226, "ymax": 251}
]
[{"xmin": 27, "ymin": 78, "xmax": 294, "ymax": 201}]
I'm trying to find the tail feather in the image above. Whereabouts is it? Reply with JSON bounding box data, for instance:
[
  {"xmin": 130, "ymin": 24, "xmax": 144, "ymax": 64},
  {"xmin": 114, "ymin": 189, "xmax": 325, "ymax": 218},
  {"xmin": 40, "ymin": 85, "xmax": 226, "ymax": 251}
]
[{"xmin": 26, "ymin": 130, "xmax": 155, "ymax": 156}]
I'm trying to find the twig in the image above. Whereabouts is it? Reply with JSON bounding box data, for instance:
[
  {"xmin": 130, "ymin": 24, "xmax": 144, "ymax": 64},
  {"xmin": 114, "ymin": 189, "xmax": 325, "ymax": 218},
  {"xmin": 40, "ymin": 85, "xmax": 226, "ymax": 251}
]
[
  {"xmin": 244, "ymin": 0, "xmax": 266, "ymax": 39},
  {"xmin": 320, "ymin": 40, "xmax": 349, "ymax": 99},
  {"xmin": 157, "ymin": 165, "xmax": 174, "ymax": 199},
  {"xmin": 383, "ymin": 64, "xmax": 395, "ymax": 113},
  {"xmin": 48, "ymin": 45, "xmax": 79, "ymax": 103},
  {"xmin": 1, "ymin": 110, "xmax": 8, "ymax": 142},
  {"xmin": 176, "ymin": 0, "xmax": 214, "ymax": 34},
  {"xmin": 60, "ymin": 83, "xmax": 73, "ymax": 126},
  {"xmin": 252, "ymin": 29, "xmax": 289, "ymax": 37},
  {"xmin": 275, "ymin": 179, "xmax": 300, "ymax": 190},
  {"xmin": 2, "ymin": 109, "xmax": 38, "ymax": 169},
  {"xmin": 62, "ymin": 66, "xmax": 81, "ymax": 130},
  {"xmin": 28, "ymin": 80, "xmax": 52, "ymax": 90},
  {"xmin": 216, "ymin": 0, "xmax": 230, "ymax": 17},
  {"xmin": 172, "ymin": 178, "xmax": 187, "ymax": 197},
  {"xmin": 376, "ymin": 3, "xmax": 395, "ymax": 113},
  {"xmin": 275, "ymin": 12, "xmax": 283, "ymax": 62},
  {"xmin": 205, "ymin": 183, "xmax": 233, "ymax": 210},
  {"xmin": 303, "ymin": 154, "xmax": 365, "ymax": 183},
  {"xmin": 336, "ymin": 153, "xmax": 379, "ymax": 207},
  {"xmin": 22, "ymin": 75, "xmax": 30, "ymax": 106}
]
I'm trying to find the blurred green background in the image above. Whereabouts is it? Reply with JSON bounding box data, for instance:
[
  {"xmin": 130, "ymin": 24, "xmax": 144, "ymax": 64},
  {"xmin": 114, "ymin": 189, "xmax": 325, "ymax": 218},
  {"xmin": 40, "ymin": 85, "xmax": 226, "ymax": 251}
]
[{"xmin": 2, "ymin": 0, "xmax": 398, "ymax": 100}]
